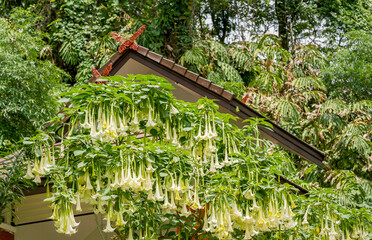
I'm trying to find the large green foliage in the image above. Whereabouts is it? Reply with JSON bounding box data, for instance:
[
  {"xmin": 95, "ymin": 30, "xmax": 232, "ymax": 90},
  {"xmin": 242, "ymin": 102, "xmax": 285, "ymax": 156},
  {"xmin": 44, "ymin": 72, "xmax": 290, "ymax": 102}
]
[
  {"xmin": 22, "ymin": 74, "xmax": 371, "ymax": 239},
  {"xmin": 0, "ymin": 1, "xmax": 371, "ymax": 239},
  {"xmin": 322, "ymin": 31, "xmax": 372, "ymax": 101},
  {"xmin": 181, "ymin": 36, "xmax": 372, "ymax": 238},
  {"xmin": 0, "ymin": 10, "xmax": 64, "ymax": 142},
  {"xmin": 182, "ymin": 35, "xmax": 372, "ymax": 180},
  {"xmin": 6, "ymin": 0, "xmax": 194, "ymax": 84},
  {"xmin": 0, "ymin": 143, "xmax": 32, "ymax": 223}
]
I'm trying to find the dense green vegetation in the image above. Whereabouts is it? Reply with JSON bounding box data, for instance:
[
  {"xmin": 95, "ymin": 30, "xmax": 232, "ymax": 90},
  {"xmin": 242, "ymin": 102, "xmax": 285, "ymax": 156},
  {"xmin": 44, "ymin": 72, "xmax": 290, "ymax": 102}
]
[{"xmin": 0, "ymin": 0, "xmax": 371, "ymax": 239}]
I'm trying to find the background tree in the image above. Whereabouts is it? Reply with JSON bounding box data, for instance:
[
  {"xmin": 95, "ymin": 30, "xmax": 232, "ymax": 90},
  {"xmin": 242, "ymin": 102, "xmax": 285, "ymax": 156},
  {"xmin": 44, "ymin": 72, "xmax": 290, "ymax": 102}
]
[
  {"xmin": 322, "ymin": 31, "xmax": 372, "ymax": 101},
  {"xmin": 0, "ymin": 9, "xmax": 65, "ymax": 143}
]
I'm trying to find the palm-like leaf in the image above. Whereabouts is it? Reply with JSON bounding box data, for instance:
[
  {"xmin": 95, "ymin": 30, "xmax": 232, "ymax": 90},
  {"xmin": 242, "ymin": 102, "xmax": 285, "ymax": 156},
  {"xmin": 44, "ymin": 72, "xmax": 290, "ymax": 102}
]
[
  {"xmin": 217, "ymin": 61, "xmax": 243, "ymax": 83},
  {"xmin": 59, "ymin": 41, "xmax": 80, "ymax": 65},
  {"xmin": 321, "ymin": 99, "xmax": 348, "ymax": 114},
  {"xmin": 292, "ymin": 76, "xmax": 326, "ymax": 91},
  {"xmin": 180, "ymin": 47, "xmax": 206, "ymax": 66},
  {"xmin": 275, "ymin": 99, "xmax": 301, "ymax": 122},
  {"xmin": 302, "ymin": 90, "xmax": 327, "ymax": 104},
  {"xmin": 229, "ymin": 47, "xmax": 252, "ymax": 71}
]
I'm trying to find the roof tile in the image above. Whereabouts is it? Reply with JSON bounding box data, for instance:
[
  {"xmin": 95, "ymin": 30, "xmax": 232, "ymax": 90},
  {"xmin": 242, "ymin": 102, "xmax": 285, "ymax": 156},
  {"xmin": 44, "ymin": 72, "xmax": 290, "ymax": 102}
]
[
  {"xmin": 209, "ymin": 83, "xmax": 224, "ymax": 95},
  {"xmin": 196, "ymin": 77, "xmax": 211, "ymax": 88},
  {"xmin": 172, "ymin": 64, "xmax": 187, "ymax": 76},
  {"xmin": 137, "ymin": 46, "xmax": 149, "ymax": 56},
  {"xmin": 147, "ymin": 51, "xmax": 163, "ymax": 63},
  {"xmin": 221, "ymin": 89, "xmax": 234, "ymax": 101},
  {"xmin": 160, "ymin": 58, "xmax": 175, "ymax": 69},
  {"xmin": 185, "ymin": 70, "xmax": 199, "ymax": 82}
]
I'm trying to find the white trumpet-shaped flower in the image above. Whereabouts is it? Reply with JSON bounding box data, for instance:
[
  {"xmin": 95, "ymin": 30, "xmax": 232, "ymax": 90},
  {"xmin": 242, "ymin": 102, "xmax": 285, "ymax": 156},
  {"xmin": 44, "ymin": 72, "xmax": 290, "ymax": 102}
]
[
  {"xmin": 207, "ymin": 116, "xmax": 215, "ymax": 139},
  {"xmin": 329, "ymin": 219, "xmax": 338, "ymax": 240},
  {"xmin": 147, "ymin": 189, "xmax": 155, "ymax": 201},
  {"xmin": 243, "ymin": 205, "xmax": 254, "ymax": 225},
  {"xmin": 180, "ymin": 203, "xmax": 191, "ymax": 217},
  {"xmin": 124, "ymin": 164, "xmax": 133, "ymax": 187},
  {"xmin": 222, "ymin": 147, "xmax": 230, "ymax": 166},
  {"xmin": 127, "ymin": 227, "xmax": 134, "ymax": 240},
  {"xmin": 169, "ymin": 176, "xmax": 177, "ymax": 191},
  {"xmin": 75, "ymin": 194, "xmax": 82, "ymax": 212},
  {"xmin": 302, "ymin": 206, "xmax": 310, "ymax": 226},
  {"xmin": 49, "ymin": 205, "xmax": 59, "ymax": 220},
  {"xmin": 161, "ymin": 190, "xmax": 171, "ymax": 209},
  {"xmin": 251, "ymin": 198, "xmax": 260, "ymax": 212},
  {"xmin": 171, "ymin": 128, "xmax": 179, "ymax": 146},
  {"xmin": 115, "ymin": 210, "xmax": 126, "ymax": 226},
  {"xmin": 146, "ymin": 162, "xmax": 156, "ymax": 173},
  {"xmin": 244, "ymin": 189, "xmax": 254, "ymax": 200},
  {"xmin": 169, "ymin": 192, "xmax": 177, "ymax": 210},
  {"xmin": 190, "ymin": 187, "xmax": 202, "ymax": 210},
  {"xmin": 146, "ymin": 108, "xmax": 157, "ymax": 128},
  {"xmin": 56, "ymin": 201, "xmax": 79, "ymax": 235},
  {"xmin": 103, "ymin": 203, "xmax": 116, "ymax": 233},
  {"xmin": 81, "ymin": 109, "xmax": 91, "ymax": 129},
  {"xmin": 202, "ymin": 208, "xmax": 209, "ymax": 231},
  {"xmin": 103, "ymin": 214, "xmax": 116, "ymax": 232},
  {"xmin": 170, "ymin": 104, "xmax": 179, "ymax": 114},
  {"xmin": 195, "ymin": 123, "xmax": 203, "ymax": 141},
  {"xmin": 33, "ymin": 174, "xmax": 41, "ymax": 184},
  {"xmin": 165, "ymin": 120, "xmax": 172, "ymax": 141},
  {"xmin": 144, "ymin": 172, "xmax": 153, "ymax": 191},
  {"xmin": 154, "ymin": 179, "xmax": 164, "ymax": 201},
  {"xmin": 255, "ymin": 205, "xmax": 267, "ymax": 231},
  {"xmin": 24, "ymin": 160, "xmax": 34, "ymax": 179},
  {"xmin": 209, "ymin": 155, "xmax": 216, "ymax": 173},
  {"xmin": 85, "ymin": 172, "xmax": 93, "ymax": 190},
  {"xmin": 244, "ymin": 225, "xmax": 252, "ymax": 240},
  {"xmin": 111, "ymin": 170, "xmax": 121, "ymax": 189}
]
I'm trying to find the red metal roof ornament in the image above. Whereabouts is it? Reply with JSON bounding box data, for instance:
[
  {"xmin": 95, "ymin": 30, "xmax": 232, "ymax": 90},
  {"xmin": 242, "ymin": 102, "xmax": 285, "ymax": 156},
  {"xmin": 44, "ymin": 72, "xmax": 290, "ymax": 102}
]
[
  {"xmin": 92, "ymin": 63, "xmax": 112, "ymax": 84},
  {"xmin": 110, "ymin": 25, "xmax": 147, "ymax": 53}
]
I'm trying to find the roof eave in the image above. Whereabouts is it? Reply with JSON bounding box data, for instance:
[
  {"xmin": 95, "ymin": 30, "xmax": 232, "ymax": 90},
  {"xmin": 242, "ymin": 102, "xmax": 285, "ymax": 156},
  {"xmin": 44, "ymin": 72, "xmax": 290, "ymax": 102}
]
[{"xmin": 90, "ymin": 47, "xmax": 324, "ymax": 167}]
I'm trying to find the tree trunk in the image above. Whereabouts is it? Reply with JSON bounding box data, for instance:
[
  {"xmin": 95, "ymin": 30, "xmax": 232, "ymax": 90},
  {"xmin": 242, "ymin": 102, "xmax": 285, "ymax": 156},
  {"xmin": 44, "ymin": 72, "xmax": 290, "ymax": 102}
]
[{"xmin": 275, "ymin": 0, "xmax": 289, "ymax": 50}]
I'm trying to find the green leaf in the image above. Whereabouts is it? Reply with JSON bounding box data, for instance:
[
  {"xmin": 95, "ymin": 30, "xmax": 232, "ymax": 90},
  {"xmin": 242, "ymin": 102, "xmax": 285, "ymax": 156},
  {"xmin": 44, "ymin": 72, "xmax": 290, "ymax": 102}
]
[
  {"xmin": 74, "ymin": 150, "xmax": 86, "ymax": 156},
  {"xmin": 77, "ymin": 162, "xmax": 87, "ymax": 168}
]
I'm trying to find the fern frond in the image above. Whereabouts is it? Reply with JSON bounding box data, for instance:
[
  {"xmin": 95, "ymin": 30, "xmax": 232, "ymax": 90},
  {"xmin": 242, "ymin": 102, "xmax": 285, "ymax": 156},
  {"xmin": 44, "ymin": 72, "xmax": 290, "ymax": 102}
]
[
  {"xmin": 180, "ymin": 47, "xmax": 206, "ymax": 66},
  {"xmin": 318, "ymin": 113, "xmax": 347, "ymax": 132},
  {"xmin": 250, "ymin": 71, "xmax": 284, "ymax": 93},
  {"xmin": 207, "ymin": 71, "xmax": 224, "ymax": 83},
  {"xmin": 352, "ymin": 100, "xmax": 372, "ymax": 113},
  {"xmin": 229, "ymin": 47, "xmax": 252, "ymax": 71},
  {"xmin": 292, "ymin": 76, "xmax": 326, "ymax": 91},
  {"xmin": 292, "ymin": 44, "xmax": 324, "ymax": 70},
  {"xmin": 59, "ymin": 41, "xmax": 79, "ymax": 65},
  {"xmin": 89, "ymin": 33, "xmax": 117, "ymax": 58},
  {"xmin": 217, "ymin": 61, "xmax": 243, "ymax": 83},
  {"xmin": 206, "ymin": 40, "xmax": 228, "ymax": 62},
  {"xmin": 320, "ymin": 99, "xmax": 348, "ymax": 114},
  {"xmin": 302, "ymin": 90, "xmax": 327, "ymax": 103},
  {"xmin": 275, "ymin": 99, "xmax": 301, "ymax": 122},
  {"xmin": 348, "ymin": 135, "xmax": 371, "ymax": 155}
]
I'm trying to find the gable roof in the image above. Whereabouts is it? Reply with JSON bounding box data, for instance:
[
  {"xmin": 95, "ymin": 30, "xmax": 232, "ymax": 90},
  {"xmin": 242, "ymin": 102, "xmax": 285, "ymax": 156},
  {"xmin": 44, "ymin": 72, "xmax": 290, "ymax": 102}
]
[
  {"xmin": 89, "ymin": 46, "xmax": 325, "ymax": 168},
  {"xmin": 0, "ymin": 45, "xmax": 321, "ymax": 198}
]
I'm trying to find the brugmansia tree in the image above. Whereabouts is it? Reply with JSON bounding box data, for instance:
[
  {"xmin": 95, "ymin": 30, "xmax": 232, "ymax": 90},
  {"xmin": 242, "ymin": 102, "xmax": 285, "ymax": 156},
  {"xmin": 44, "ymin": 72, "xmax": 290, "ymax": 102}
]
[{"xmin": 21, "ymin": 74, "xmax": 370, "ymax": 239}]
